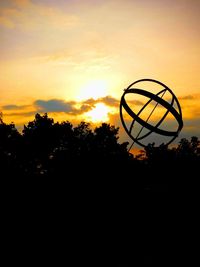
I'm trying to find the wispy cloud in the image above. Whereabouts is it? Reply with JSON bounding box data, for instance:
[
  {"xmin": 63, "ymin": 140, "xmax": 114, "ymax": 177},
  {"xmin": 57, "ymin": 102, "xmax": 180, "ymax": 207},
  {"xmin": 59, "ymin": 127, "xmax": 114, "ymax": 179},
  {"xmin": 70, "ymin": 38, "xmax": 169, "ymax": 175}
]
[
  {"xmin": 34, "ymin": 96, "xmax": 121, "ymax": 115},
  {"xmin": 34, "ymin": 50, "xmax": 113, "ymax": 74},
  {"xmin": 99, "ymin": 96, "xmax": 119, "ymax": 106},
  {"xmin": 0, "ymin": 0, "xmax": 80, "ymax": 30},
  {"xmin": 129, "ymin": 100, "xmax": 144, "ymax": 106},
  {"xmin": 3, "ymin": 111, "xmax": 36, "ymax": 117},
  {"xmin": 34, "ymin": 99, "xmax": 77, "ymax": 113},
  {"xmin": 34, "ymin": 99, "xmax": 94, "ymax": 115},
  {"xmin": 1, "ymin": 96, "xmax": 119, "ymax": 122},
  {"xmin": 2, "ymin": 104, "xmax": 30, "ymax": 110},
  {"xmin": 1, "ymin": 95, "xmax": 144, "ymax": 118},
  {"xmin": 83, "ymin": 96, "xmax": 118, "ymax": 107},
  {"xmin": 13, "ymin": 0, "xmax": 31, "ymax": 8},
  {"xmin": 83, "ymin": 96, "xmax": 143, "ymax": 107},
  {"xmin": 179, "ymin": 95, "xmax": 194, "ymax": 100}
]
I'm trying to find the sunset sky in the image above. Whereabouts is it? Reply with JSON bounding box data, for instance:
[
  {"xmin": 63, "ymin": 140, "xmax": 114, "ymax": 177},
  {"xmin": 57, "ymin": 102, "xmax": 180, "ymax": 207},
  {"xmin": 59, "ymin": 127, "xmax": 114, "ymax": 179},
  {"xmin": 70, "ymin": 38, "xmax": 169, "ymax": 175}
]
[{"xmin": 1, "ymin": 0, "xmax": 200, "ymax": 150}]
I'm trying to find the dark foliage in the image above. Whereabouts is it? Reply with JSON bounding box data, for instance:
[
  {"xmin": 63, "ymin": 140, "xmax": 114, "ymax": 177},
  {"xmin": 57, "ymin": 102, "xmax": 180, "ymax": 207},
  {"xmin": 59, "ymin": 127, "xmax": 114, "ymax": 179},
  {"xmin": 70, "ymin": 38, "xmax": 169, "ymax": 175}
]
[
  {"xmin": 1, "ymin": 112, "xmax": 199, "ymax": 183},
  {"xmin": 1, "ymin": 113, "xmax": 199, "ymax": 265},
  {"xmin": 0, "ymin": 113, "xmax": 133, "ymax": 177}
]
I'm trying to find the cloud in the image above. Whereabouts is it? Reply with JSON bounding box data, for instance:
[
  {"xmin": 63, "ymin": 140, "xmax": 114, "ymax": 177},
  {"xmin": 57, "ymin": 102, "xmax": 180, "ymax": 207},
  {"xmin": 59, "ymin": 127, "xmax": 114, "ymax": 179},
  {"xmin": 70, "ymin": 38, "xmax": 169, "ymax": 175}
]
[
  {"xmin": 1, "ymin": 96, "xmax": 120, "ymax": 123},
  {"xmin": 82, "ymin": 95, "xmax": 143, "ymax": 108},
  {"xmin": 83, "ymin": 98, "xmax": 97, "ymax": 105},
  {"xmin": 178, "ymin": 93, "xmax": 200, "ymax": 101},
  {"xmin": 35, "ymin": 99, "xmax": 75, "ymax": 113},
  {"xmin": 13, "ymin": 0, "xmax": 31, "ymax": 7},
  {"xmin": 129, "ymin": 100, "xmax": 144, "ymax": 106},
  {"xmin": 2, "ymin": 95, "xmax": 141, "ymax": 119},
  {"xmin": 2, "ymin": 104, "xmax": 29, "ymax": 110},
  {"xmin": 99, "ymin": 96, "xmax": 119, "ymax": 106},
  {"xmin": 79, "ymin": 104, "xmax": 93, "ymax": 113},
  {"xmin": 177, "ymin": 117, "xmax": 200, "ymax": 142},
  {"xmin": 0, "ymin": 0, "xmax": 80, "ymax": 30},
  {"xmin": 2, "ymin": 99, "xmax": 94, "ymax": 118},
  {"xmin": 179, "ymin": 95, "xmax": 194, "ymax": 100},
  {"xmin": 0, "ymin": 16, "xmax": 15, "ymax": 28},
  {"xmin": 36, "ymin": 49, "xmax": 113, "ymax": 74},
  {"xmin": 0, "ymin": 7, "xmax": 20, "ymax": 29},
  {"xmin": 3, "ymin": 111, "xmax": 36, "ymax": 117},
  {"xmin": 34, "ymin": 99, "xmax": 93, "ymax": 115},
  {"xmin": 83, "ymin": 96, "xmax": 119, "ymax": 107}
]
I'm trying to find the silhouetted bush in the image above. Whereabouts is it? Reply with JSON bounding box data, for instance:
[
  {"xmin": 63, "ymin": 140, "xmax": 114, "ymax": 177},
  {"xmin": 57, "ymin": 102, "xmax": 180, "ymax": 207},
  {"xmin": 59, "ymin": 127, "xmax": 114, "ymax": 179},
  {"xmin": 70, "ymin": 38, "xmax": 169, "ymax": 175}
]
[
  {"xmin": 1, "ymin": 113, "xmax": 198, "ymax": 265},
  {"xmin": 0, "ymin": 113, "xmax": 199, "ymax": 188},
  {"xmin": 0, "ymin": 113, "xmax": 132, "ymax": 177}
]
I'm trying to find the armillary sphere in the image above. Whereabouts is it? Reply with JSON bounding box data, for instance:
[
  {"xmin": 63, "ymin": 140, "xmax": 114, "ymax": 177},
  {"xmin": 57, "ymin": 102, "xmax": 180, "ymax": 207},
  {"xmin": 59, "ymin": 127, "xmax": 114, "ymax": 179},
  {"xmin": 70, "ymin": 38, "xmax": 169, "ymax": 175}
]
[{"xmin": 120, "ymin": 79, "xmax": 183, "ymax": 148}]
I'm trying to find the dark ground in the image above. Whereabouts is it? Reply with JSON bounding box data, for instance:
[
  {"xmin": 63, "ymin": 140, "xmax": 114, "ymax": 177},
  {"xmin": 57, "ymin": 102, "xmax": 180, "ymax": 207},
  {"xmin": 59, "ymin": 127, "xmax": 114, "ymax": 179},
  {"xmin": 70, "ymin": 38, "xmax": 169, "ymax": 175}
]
[
  {"xmin": 3, "ymin": 161, "xmax": 197, "ymax": 266},
  {"xmin": 1, "ymin": 116, "xmax": 199, "ymax": 264}
]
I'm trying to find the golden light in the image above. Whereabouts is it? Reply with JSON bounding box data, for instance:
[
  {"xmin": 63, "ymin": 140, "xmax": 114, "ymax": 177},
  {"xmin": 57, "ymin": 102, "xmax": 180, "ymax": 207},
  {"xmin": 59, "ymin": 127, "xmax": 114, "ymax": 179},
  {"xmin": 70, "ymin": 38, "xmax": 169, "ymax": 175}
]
[
  {"xmin": 85, "ymin": 103, "xmax": 109, "ymax": 123},
  {"xmin": 78, "ymin": 80, "xmax": 108, "ymax": 100}
]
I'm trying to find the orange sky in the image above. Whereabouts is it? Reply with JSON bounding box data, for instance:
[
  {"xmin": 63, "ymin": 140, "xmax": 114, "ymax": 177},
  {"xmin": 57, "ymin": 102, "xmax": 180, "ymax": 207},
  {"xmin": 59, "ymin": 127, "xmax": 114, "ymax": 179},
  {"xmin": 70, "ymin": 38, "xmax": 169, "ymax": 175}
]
[{"xmin": 1, "ymin": 0, "xmax": 200, "ymax": 150}]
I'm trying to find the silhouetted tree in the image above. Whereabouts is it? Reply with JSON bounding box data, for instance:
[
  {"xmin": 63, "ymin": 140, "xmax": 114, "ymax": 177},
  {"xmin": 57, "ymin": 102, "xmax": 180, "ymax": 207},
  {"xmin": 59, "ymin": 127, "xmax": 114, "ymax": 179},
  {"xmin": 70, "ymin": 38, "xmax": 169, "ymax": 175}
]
[
  {"xmin": 176, "ymin": 136, "xmax": 200, "ymax": 159},
  {"xmin": 0, "ymin": 112, "xmax": 3, "ymax": 124},
  {"xmin": 0, "ymin": 120, "xmax": 21, "ymax": 175},
  {"xmin": 93, "ymin": 123, "xmax": 130, "ymax": 162},
  {"xmin": 0, "ymin": 112, "xmax": 199, "ymax": 184}
]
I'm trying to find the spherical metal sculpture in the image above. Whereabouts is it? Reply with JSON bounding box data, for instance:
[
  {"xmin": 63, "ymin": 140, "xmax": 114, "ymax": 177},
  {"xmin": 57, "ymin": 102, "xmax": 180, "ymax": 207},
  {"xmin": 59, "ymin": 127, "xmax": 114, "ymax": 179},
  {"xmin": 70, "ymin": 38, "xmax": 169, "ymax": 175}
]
[{"xmin": 120, "ymin": 79, "xmax": 183, "ymax": 148}]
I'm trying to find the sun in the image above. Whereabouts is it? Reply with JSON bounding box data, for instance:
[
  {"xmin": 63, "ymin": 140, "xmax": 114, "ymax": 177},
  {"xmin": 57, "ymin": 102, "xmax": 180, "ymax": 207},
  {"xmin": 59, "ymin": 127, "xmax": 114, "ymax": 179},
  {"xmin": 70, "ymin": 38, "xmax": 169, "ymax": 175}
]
[
  {"xmin": 85, "ymin": 103, "xmax": 109, "ymax": 123},
  {"xmin": 78, "ymin": 80, "xmax": 108, "ymax": 100}
]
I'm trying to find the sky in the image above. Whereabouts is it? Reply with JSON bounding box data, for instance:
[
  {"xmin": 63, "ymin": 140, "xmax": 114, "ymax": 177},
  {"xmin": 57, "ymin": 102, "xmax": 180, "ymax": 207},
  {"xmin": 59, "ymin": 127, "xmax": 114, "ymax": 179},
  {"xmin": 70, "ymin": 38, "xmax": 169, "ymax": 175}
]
[{"xmin": 0, "ymin": 0, "xmax": 200, "ymax": 151}]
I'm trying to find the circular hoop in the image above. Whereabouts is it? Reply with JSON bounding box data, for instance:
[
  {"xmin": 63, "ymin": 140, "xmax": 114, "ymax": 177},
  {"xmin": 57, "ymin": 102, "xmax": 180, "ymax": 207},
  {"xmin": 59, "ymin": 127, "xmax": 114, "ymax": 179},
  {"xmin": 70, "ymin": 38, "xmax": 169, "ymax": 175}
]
[{"xmin": 120, "ymin": 79, "xmax": 183, "ymax": 147}]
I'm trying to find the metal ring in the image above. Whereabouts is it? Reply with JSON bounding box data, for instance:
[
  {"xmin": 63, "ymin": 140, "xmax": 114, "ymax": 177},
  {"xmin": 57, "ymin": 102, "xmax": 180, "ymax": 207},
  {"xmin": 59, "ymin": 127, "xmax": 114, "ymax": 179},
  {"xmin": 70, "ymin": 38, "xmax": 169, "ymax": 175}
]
[{"xmin": 120, "ymin": 79, "xmax": 183, "ymax": 147}]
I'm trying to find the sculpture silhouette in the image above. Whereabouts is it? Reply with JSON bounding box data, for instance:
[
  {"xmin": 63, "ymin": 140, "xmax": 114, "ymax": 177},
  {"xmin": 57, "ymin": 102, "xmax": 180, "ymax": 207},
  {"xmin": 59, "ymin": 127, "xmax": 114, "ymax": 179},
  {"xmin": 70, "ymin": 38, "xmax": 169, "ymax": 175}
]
[{"xmin": 120, "ymin": 79, "xmax": 183, "ymax": 147}]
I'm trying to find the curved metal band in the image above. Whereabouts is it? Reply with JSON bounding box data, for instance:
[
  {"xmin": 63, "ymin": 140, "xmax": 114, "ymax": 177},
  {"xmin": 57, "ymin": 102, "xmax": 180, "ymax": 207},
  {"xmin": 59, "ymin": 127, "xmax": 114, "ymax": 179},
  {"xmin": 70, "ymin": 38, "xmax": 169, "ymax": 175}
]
[
  {"xmin": 120, "ymin": 80, "xmax": 183, "ymax": 147},
  {"xmin": 126, "ymin": 78, "xmax": 183, "ymax": 119},
  {"xmin": 121, "ymin": 88, "xmax": 183, "ymax": 136},
  {"xmin": 129, "ymin": 88, "xmax": 174, "ymax": 141}
]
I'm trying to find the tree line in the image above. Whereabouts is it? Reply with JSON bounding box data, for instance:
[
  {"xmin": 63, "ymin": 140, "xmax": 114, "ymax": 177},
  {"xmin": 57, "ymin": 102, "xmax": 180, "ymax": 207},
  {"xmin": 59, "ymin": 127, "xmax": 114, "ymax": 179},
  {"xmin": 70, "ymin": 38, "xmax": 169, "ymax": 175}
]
[
  {"xmin": 0, "ymin": 113, "xmax": 199, "ymax": 180},
  {"xmin": 1, "ymin": 113, "xmax": 196, "ymax": 266}
]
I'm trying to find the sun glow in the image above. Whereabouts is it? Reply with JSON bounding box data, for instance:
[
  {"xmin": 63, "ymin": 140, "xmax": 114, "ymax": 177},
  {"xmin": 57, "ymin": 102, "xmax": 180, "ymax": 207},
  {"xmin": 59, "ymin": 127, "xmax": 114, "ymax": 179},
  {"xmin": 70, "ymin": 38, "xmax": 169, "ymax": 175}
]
[
  {"xmin": 85, "ymin": 103, "xmax": 109, "ymax": 123},
  {"xmin": 78, "ymin": 80, "xmax": 108, "ymax": 100}
]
